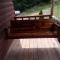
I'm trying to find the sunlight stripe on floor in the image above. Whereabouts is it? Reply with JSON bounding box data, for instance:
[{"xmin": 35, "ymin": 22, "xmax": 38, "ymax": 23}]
[{"xmin": 20, "ymin": 38, "xmax": 60, "ymax": 48}]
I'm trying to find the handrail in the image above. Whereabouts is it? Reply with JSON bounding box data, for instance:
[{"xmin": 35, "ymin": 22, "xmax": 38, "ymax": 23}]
[
  {"xmin": 15, "ymin": 15, "xmax": 51, "ymax": 18},
  {"xmin": 14, "ymin": 15, "xmax": 51, "ymax": 20}
]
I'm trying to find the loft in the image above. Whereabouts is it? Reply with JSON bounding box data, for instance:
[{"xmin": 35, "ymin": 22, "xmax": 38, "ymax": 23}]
[
  {"xmin": 6, "ymin": 15, "xmax": 57, "ymax": 39},
  {"xmin": 4, "ymin": 0, "xmax": 60, "ymax": 40}
]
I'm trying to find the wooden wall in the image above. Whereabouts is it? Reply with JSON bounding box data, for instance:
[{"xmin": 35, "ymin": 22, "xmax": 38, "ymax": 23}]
[
  {"xmin": 0, "ymin": 0, "xmax": 15, "ymax": 60},
  {"xmin": 0, "ymin": 0, "xmax": 15, "ymax": 32}
]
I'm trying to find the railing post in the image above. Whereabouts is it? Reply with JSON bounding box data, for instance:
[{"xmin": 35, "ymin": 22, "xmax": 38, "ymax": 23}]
[
  {"xmin": 22, "ymin": 17, "xmax": 23, "ymax": 20},
  {"xmin": 29, "ymin": 17, "xmax": 30, "ymax": 20},
  {"xmin": 57, "ymin": 26, "xmax": 60, "ymax": 43},
  {"xmin": 35, "ymin": 16, "xmax": 36, "ymax": 20},
  {"xmin": 14, "ymin": 17, "xmax": 16, "ymax": 20},
  {"xmin": 39, "ymin": 10, "xmax": 43, "ymax": 20},
  {"xmin": 4, "ymin": 28, "xmax": 8, "ymax": 40}
]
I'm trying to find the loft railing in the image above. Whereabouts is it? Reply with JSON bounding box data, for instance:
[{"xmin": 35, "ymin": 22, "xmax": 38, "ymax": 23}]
[
  {"xmin": 14, "ymin": 15, "xmax": 51, "ymax": 20},
  {"xmin": 4, "ymin": 14, "xmax": 60, "ymax": 43}
]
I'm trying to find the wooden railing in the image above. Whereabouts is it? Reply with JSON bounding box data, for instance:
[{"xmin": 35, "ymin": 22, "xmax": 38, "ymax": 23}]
[
  {"xmin": 5, "ymin": 15, "xmax": 60, "ymax": 42},
  {"xmin": 14, "ymin": 15, "xmax": 51, "ymax": 20}
]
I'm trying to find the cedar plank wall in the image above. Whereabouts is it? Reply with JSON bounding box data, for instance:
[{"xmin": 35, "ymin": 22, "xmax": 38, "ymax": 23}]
[
  {"xmin": 0, "ymin": 0, "xmax": 14, "ymax": 60},
  {"xmin": 0, "ymin": 0, "xmax": 15, "ymax": 33}
]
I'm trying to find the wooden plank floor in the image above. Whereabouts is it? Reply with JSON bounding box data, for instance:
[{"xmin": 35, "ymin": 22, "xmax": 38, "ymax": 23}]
[{"xmin": 4, "ymin": 38, "xmax": 60, "ymax": 60}]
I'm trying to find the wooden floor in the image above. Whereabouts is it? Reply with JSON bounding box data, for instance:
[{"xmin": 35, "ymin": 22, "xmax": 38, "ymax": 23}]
[{"xmin": 4, "ymin": 38, "xmax": 60, "ymax": 60}]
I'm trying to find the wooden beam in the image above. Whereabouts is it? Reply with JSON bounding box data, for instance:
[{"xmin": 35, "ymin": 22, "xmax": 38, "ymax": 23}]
[{"xmin": 51, "ymin": 0, "xmax": 54, "ymax": 16}]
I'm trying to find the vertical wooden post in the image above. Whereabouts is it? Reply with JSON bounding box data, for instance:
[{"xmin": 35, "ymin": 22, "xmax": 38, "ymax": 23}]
[
  {"xmin": 35, "ymin": 16, "xmax": 36, "ymax": 20},
  {"xmin": 14, "ymin": 17, "xmax": 16, "ymax": 20},
  {"xmin": 57, "ymin": 26, "xmax": 60, "ymax": 43},
  {"xmin": 4, "ymin": 28, "xmax": 8, "ymax": 40},
  {"xmin": 39, "ymin": 10, "xmax": 43, "ymax": 20},
  {"xmin": 51, "ymin": 0, "xmax": 54, "ymax": 16}
]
